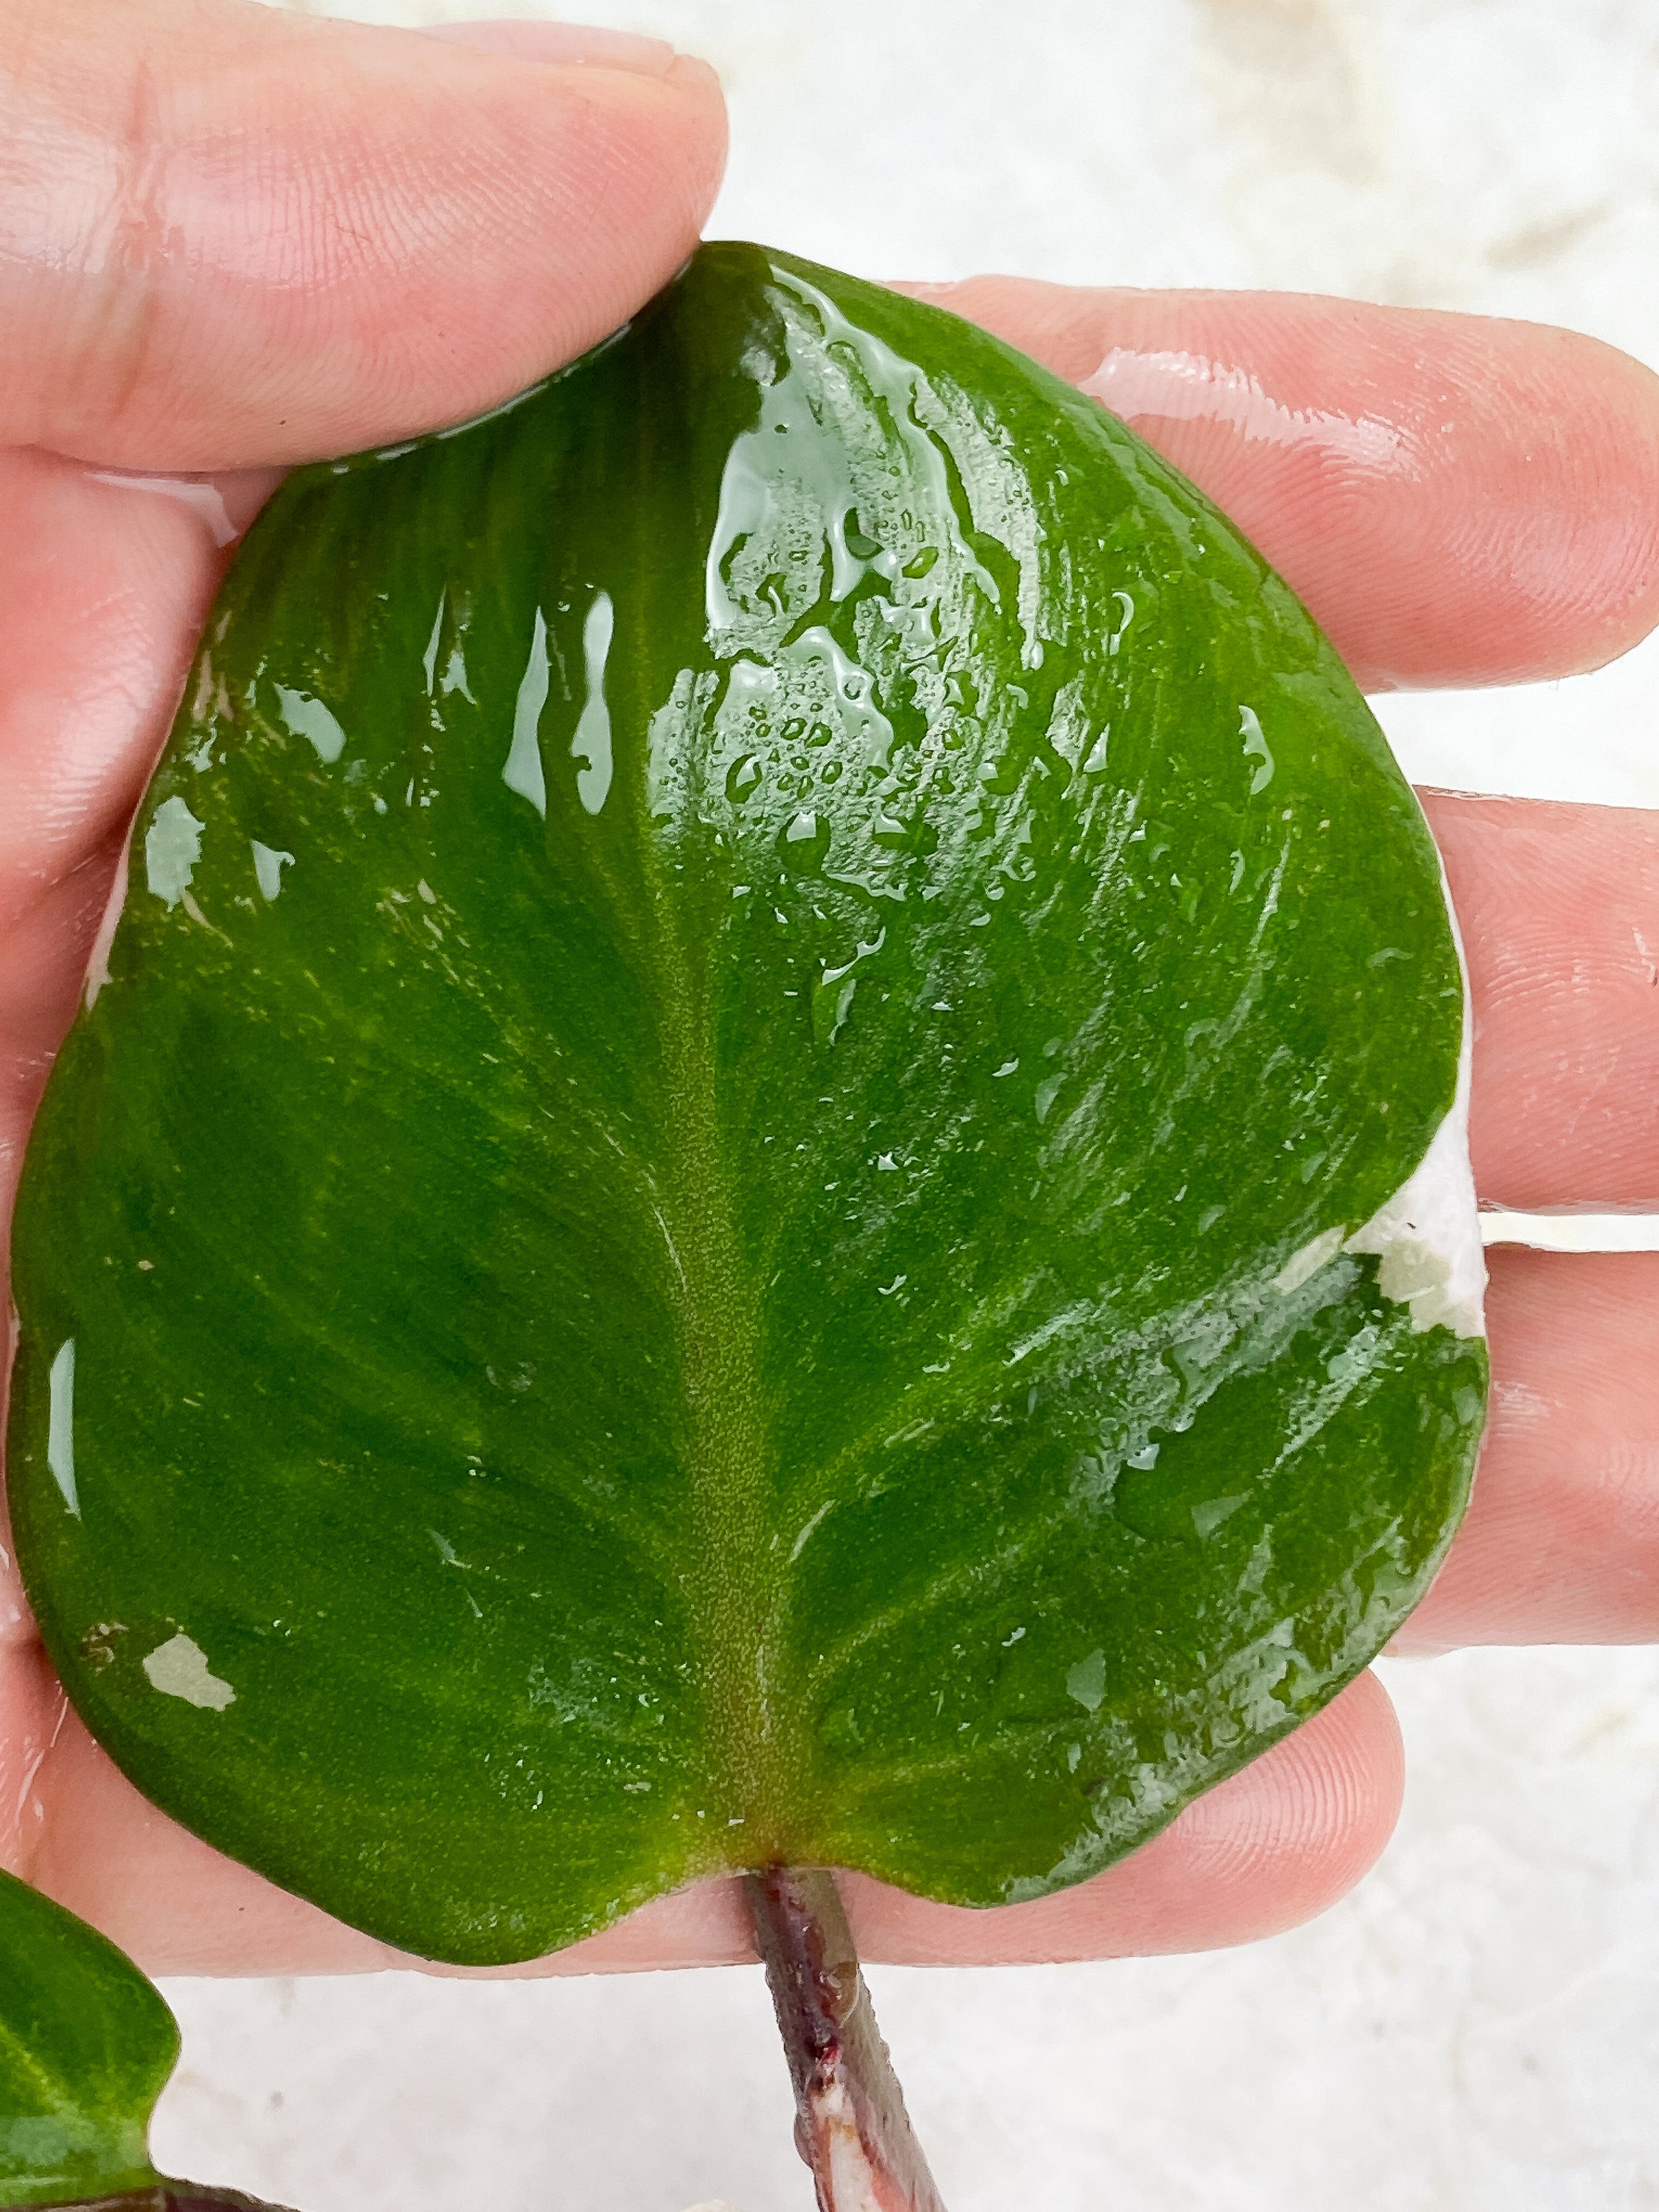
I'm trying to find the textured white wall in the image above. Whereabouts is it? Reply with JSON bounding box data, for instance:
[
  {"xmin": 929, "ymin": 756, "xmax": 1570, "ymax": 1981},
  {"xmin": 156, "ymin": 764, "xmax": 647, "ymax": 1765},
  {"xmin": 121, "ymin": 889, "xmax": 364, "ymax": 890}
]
[{"xmin": 150, "ymin": 4, "xmax": 1659, "ymax": 2206}]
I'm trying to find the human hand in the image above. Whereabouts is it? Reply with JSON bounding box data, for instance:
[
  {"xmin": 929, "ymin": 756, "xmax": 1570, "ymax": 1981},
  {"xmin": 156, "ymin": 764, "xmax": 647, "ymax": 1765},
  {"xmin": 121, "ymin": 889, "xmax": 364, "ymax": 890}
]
[{"xmin": 2, "ymin": 0, "xmax": 1655, "ymax": 1982}]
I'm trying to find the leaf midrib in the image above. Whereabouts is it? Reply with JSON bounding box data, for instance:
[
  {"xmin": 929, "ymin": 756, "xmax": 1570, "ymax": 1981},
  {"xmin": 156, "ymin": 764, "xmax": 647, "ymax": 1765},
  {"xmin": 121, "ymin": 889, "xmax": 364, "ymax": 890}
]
[{"xmin": 650, "ymin": 941, "xmax": 796, "ymax": 1850}]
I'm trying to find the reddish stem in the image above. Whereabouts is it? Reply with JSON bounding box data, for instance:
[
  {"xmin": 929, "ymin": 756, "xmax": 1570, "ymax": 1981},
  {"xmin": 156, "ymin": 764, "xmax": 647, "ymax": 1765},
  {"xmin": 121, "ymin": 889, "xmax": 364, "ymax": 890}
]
[
  {"xmin": 746, "ymin": 1865, "xmax": 949, "ymax": 2212},
  {"xmin": 43, "ymin": 2186, "xmax": 297, "ymax": 2211}
]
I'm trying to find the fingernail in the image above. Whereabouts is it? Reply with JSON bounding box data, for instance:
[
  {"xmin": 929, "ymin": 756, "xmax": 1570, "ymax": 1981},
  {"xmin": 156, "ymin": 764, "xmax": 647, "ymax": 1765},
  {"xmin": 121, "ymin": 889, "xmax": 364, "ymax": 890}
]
[
  {"xmin": 665, "ymin": 50, "xmax": 720, "ymax": 92},
  {"xmin": 422, "ymin": 18, "xmax": 679, "ymax": 76}
]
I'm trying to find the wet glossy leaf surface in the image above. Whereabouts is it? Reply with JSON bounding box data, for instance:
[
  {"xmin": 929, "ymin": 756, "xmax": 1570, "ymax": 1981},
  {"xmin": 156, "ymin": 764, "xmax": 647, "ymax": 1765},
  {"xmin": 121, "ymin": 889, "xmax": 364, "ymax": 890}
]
[
  {"xmin": 0, "ymin": 1870, "xmax": 173, "ymax": 2207},
  {"xmin": 9, "ymin": 245, "xmax": 1486, "ymax": 1963}
]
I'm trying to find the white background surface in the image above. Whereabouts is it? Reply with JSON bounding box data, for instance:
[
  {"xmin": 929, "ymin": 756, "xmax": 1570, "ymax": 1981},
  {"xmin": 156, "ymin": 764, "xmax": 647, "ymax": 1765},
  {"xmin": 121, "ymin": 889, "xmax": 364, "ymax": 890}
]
[{"xmin": 150, "ymin": 3, "xmax": 1659, "ymax": 2206}]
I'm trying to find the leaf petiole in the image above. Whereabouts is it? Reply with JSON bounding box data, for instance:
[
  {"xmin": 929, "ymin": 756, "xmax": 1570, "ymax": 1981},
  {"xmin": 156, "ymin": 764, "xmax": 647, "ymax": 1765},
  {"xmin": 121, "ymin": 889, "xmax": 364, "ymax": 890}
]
[{"xmin": 748, "ymin": 1865, "xmax": 948, "ymax": 2212}]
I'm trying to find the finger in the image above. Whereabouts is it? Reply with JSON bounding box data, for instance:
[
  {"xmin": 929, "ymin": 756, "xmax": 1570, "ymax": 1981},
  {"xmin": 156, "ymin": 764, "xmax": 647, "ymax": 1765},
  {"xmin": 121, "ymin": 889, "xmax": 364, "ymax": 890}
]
[
  {"xmin": 0, "ymin": 451, "xmax": 224, "ymax": 928},
  {"xmin": 0, "ymin": 830, "xmax": 122, "ymax": 1264},
  {"xmin": 0, "ymin": 1541, "xmax": 64, "ymax": 1878},
  {"xmin": 1, "ymin": 0, "xmax": 726, "ymax": 468},
  {"xmin": 13, "ymin": 1669, "xmax": 1399, "ymax": 1974},
  {"xmin": 1422, "ymin": 792, "xmax": 1659, "ymax": 1211},
  {"xmin": 903, "ymin": 278, "xmax": 1659, "ymax": 694},
  {"xmin": 1393, "ymin": 1249, "xmax": 1659, "ymax": 1654}
]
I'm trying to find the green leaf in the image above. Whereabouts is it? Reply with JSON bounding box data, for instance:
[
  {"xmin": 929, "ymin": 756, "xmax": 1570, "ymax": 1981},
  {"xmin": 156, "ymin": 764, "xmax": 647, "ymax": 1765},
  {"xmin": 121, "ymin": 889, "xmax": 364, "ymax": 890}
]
[
  {"xmin": 8, "ymin": 244, "xmax": 1486, "ymax": 1964},
  {"xmin": 0, "ymin": 1870, "xmax": 175, "ymax": 2207}
]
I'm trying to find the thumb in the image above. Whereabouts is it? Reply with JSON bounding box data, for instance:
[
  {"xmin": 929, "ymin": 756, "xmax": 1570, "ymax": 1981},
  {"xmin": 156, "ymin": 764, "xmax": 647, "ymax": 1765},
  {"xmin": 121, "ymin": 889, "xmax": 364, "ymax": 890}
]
[{"xmin": 1, "ymin": 0, "xmax": 727, "ymax": 470}]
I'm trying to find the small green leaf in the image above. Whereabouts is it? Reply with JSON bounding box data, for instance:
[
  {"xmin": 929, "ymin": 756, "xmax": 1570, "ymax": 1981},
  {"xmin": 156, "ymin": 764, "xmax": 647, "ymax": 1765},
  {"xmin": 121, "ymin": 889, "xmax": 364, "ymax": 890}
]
[
  {"xmin": 0, "ymin": 1870, "xmax": 175, "ymax": 2207},
  {"xmin": 9, "ymin": 244, "xmax": 1485, "ymax": 1964}
]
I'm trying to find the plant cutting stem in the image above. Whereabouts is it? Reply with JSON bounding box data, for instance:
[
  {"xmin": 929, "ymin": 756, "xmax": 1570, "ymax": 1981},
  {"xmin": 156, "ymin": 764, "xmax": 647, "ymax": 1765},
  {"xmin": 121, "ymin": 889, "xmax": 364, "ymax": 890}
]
[
  {"xmin": 747, "ymin": 1865, "xmax": 949, "ymax": 2212},
  {"xmin": 49, "ymin": 2188, "xmax": 297, "ymax": 2210}
]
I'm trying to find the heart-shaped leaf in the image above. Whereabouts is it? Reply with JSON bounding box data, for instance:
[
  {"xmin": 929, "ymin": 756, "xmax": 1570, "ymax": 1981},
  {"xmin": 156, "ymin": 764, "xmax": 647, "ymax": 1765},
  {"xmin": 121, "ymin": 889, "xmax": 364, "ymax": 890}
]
[
  {"xmin": 0, "ymin": 1869, "xmax": 173, "ymax": 2207},
  {"xmin": 8, "ymin": 245, "xmax": 1486, "ymax": 1964}
]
